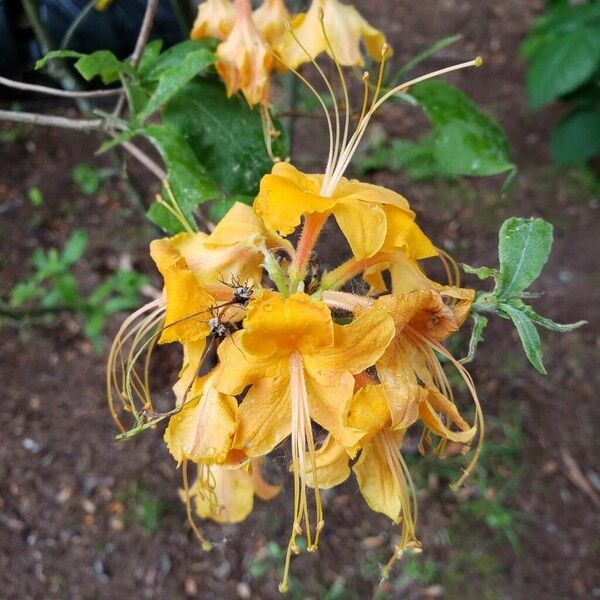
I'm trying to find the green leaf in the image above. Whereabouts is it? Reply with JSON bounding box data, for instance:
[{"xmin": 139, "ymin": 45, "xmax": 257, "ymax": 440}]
[
  {"xmin": 551, "ymin": 109, "xmax": 600, "ymax": 165},
  {"xmin": 139, "ymin": 49, "xmax": 216, "ymax": 121},
  {"xmin": 72, "ymin": 164, "xmax": 103, "ymax": 195},
  {"xmin": 143, "ymin": 124, "xmax": 220, "ymax": 233},
  {"xmin": 142, "ymin": 40, "xmax": 217, "ymax": 81},
  {"xmin": 461, "ymin": 263, "xmax": 499, "ymax": 281},
  {"xmin": 35, "ymin": 50, "xmax": 84, "ymax": 70},
  {"xmin": 498, "ymin": 303, "xmax": 546, "ymax": 374},
  {"xmin": 97, "ymin": 129, "xmax": 139, "ymax": 154},
  {"xmin": 163, "ymin": 79, "xmax": 286, "ymax": 197},
  {"xmin": 410, "ymin": 81, "xmax": 514, "ymax": 177},
  {"xmin": 507, "ymin": 299, "xmax": 586, "ymax": 333},
  {"xmin": 75, "ymin": 50, "xmax": 133, "ymax": 84},
  {"xmin": 461, "ymin": 313, "xmax": 489, "ymax": 364},
  {"xmin": 498, "ymin": 217, "xmax": 553, "ymax": 299},
  {"xmin": 62, "ymin": 230, "xmax": 89, "ymax": 264},
  {"xmin": 526, "ymin": 29, "xmax": 600, "ymax": 110},
  {"xmin": 37, "ymin": 50, "xmax": 132, "ymax": 84},
  {"xmin": 137, "ymin": 39, "xmax": 164, "ymax": 78}
]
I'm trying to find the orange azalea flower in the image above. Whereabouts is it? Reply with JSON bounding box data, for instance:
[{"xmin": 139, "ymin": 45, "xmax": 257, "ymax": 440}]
[
  {"xmin": 216, "ymin": 0, "xmax": 273, "ymax": 106},
  {"xmin": 280, "ymin": 0, "xmax": 389, "ymax": 68},
  {"xmin": 212, "ymin": 290, "xmax": 395, "ymax": 590},
  {"xmin": 305, "ymin": 384, "xmax": 421, "ymax": 565},
  {"xmin": 191, "ymin": 0, "xmax": 235, "ymax": 41}
]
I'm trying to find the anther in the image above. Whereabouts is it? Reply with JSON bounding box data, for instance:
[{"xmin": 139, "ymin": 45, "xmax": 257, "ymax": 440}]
[
  {"xmin": 291, "ymin": 544, "xmax": 301, "ymax": 555},
  {"xmin": 318, "ymin": 6, "xmax": 324, "ymax": 21},
  {"xmin": 201, "ymin": 541, "xmax": 213, "ymax": 551},
  {"xmin": 307, "ymin": 544, "xmax": 318, "ymax": 553},
  {"xmin": 474, "ymin": 55, "xmax": 484, "ymax": 67},
  {"xmin": 293, "ymin": 523, "xmax": 303, "ymax": 535},
  {"xmin": 381, "ymin": 42, "xmax": 390, "ymax": 58},
  {"xmin": 278, "ymin": 583, "xmax": 289, "ymax": 593},
  {"xmin": 316, "ymin": 520, "xmax": 325, "ymax": 533}
]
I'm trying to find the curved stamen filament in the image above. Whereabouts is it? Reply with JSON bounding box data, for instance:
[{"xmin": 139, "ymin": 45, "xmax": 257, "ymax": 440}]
[
  {"xmin": 408, "ymin": 327, "xmax": 484, "ymax": 490},
  {"xmin": 379, "ymin": 431, "xmax": 420, "ymax": 580},
  {"xmin": 268, "ymin": 43, "xmax": 335, "ymax": 180},
  {"xmin": 323, "ymin": 58, "xmax": 483, "ymax": 197},
  {"xmin": 317, "ymin": 7, "xmax": 351, "ymax": 192},
  {"xmin": 281, "ymin": 352, "xmax": 324, "ymax": 593},
  {"xmin": 182, "ymin": 460, "xmax": 212, "ymax": 551}
]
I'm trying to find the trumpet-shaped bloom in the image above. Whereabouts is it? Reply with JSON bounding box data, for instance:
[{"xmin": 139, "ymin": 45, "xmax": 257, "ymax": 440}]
[
  {"xmin": 254, "ymin": 162, "xmax": 434, "ymax": 260},
  {"xmin": 214, "ymin": 291, "xmax": 395, "ymax": 454},
  {"xmin": 191, "ymin": 0, "xmax": 235, "ymax": 41},
  {"xmin": 280, "ymin": 0, "xmax": 389, "ymax": 68},
  {"xmin": 216, "ymin": 0, "xmax": 273, "ymax": 106},
  {"xmin": 307, "ymin": 384, "xmax": 419, "ymax": 552},
  {"xmin": 374, "ymin": 288, "xmax": 477, "ymax": 447},
  {"xmin": 186, "ymin": 459, "xmax": 280, "ymax": 524}
]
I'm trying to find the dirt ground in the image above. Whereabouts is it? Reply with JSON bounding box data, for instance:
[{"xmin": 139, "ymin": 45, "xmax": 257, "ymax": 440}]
[{"xmin": 1, "ymin": 1, "xmax": 599, "ymax": 599}]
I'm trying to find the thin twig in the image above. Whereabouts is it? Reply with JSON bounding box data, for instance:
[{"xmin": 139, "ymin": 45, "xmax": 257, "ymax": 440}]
[
  {"xmin": 121, "ymin": 140, "xmax": 166, "ymax": 180},
  {"xmin": 0, "ymin": 109, "xmax": 104, "ymax": 131},
  {"xmin": 0, "ymin": 76, "xmax": 122, "ymax": 98},
  {"xmin": 113, "ymin": 0, "xmax": 161, "ymax": 117}
]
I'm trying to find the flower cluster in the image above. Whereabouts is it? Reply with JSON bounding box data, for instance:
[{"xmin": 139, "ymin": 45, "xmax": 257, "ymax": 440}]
[
  {"xmin": 108, "ymin": 5, "xmax": 484, "ymax": 592},
  {"xmin": 191, "ymin": 0, "xmax": 388, "ymax": 106}
]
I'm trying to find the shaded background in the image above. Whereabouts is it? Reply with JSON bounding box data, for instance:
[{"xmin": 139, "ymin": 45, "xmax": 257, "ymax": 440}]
[{"xmin": 1, "ymin": 1, "xmax": 599, "ymax": 598}]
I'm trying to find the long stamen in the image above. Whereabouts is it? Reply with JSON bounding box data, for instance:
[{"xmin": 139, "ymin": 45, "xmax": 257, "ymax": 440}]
[
  {"xmin": 371, "ymin": 43, "xmax": 391, "ymax": 108},
  {"xmin": 267, "ymin": 43, "xmax": 336, "ymax": 178},
  {"xmin": 379, "ymin": 432, "xmax": 420, "ymax": 580},
  {"xmin": 409, "ymin": 327, "xmax": 484, "ymax": 490},
  {"xmin": 281, "ymin": 352, "xmax": 323, "ymax": 593},
  {"xmin": 324, "ymin": 58, "xmax": 483, "ymax": 196},
  {"xmin": 282, "ymin": 19, "xmax": 341, "ymax": 193},
  {"xmin": 317, "ymin": 7, "xmax": 351, "ymax": 191},
  {"xmin": 358, "ymin": 71, "xmax": 370, "ymax": 125},
  {"xmin": 182, "ymin": 460, "xmax": 212, "ymax": 551}
]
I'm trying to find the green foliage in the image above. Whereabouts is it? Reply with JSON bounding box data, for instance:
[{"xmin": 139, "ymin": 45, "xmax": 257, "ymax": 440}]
[
  {"xmin": 1, "ymin": 230, "xmax": 147, "ymax": 350},
  {"xmin": 36, "ymin": 49, "xmax": 133, "ymax": 84},
  {"xmin": 71, "ymin": 164, "xmax": 104, "ymax": 195},
  {"xmin": 522, "ymin": 0, "xmax": 600, "ymax": 165},
  {"xmin": 462, "ymin": 217, "xmax": 585, "ymax": 373},
  {"xmin": 27, "ymin": 186, "xmax": 43, "ymax": 206},
  {"xmin": 359, "ymin": 68, "xmax": 514, "ymax": 184}
]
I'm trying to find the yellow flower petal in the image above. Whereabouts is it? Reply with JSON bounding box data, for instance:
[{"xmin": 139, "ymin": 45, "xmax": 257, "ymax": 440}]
[
  {"xmin": 280, "ymin": 0, "xmax": 388, "ymax": 68},
  {"xmin": 303, "ymin": 435, "xmax": 351, "ymax": 488},
  {"xmin": 381, "ymin": 208, "xmax": 437, "ymax": 259},
  {"xmin": 164, "ymin": 374, "xmax": 238, "ymax": 465},
  {"xmin": 346, "ymin": 384, "xmax": 391, "ymax": 439},
  {"xmin": 253, "ymin": 0, "xmax": 290, "ymax": 48},
  {"xmin": 150, "ymin": 239, "xmax": 213, "ymax": 344},
  {"xmin": 233, "ymin": 369, "xmax": 292, "ymax": 456},
  {"xmin": 172, "ymin": 340, "xmax": 207, "ymax": 406},
  {"xmin": 420, "ymin": 388, "xmax": 475, "ymax": 444},
  {"xmin": 191, "ymin": 0, "xmax": 235, "ymax": 40},
  {"xmin": 304, "ymin": 307, "xmax": 395, "ymax": 374},
  {"xmin": 332, "ymin": 198, "xmax": 387, "ymax": 259},
  {"xmin": 353, "ymin": 432, "xmax": 405, "ymax": 522},
  {"xmin": 254, "ymin": 162, "xmax": 333, "ymax": 236},
  {"xmin": 216, "ymin": 0, "xmax": 273, "ymax": 106},
  {"xmin": 304, "ymin": 365, "xmax": 362, "ymax": 448},
  {"xmin": 251, "ymin": 458, "xmax": 281, "ymax": 500},
  {"xmin": 241, "ymin": 291, "xmax": 334, "ymax": 358},
  {"xmin": 194, "ymin": 465, "xmax": 254, "ymax": 523}
]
